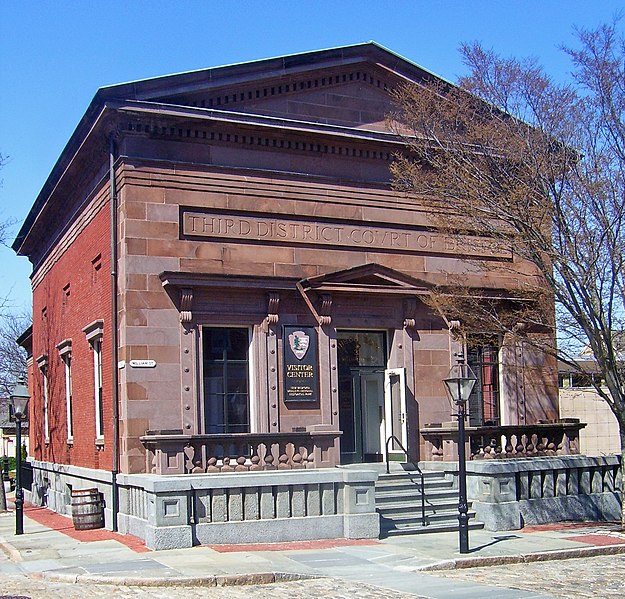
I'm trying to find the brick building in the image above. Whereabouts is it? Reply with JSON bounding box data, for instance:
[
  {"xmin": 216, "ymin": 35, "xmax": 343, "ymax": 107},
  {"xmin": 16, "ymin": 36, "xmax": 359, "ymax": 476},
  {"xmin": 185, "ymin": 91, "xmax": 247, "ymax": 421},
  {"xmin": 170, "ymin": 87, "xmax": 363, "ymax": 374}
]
[{"xmin": 13, "ymin": 43, "xmax": 578, "ymax": 547}]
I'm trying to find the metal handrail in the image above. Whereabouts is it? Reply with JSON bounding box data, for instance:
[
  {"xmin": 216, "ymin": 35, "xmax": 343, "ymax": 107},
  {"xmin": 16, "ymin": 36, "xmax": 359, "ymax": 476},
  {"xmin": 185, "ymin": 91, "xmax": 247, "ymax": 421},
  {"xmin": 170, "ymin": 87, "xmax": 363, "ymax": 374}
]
[{"xmin": 384, "ymin": 435, "xmax": 427, "ymax": 526}]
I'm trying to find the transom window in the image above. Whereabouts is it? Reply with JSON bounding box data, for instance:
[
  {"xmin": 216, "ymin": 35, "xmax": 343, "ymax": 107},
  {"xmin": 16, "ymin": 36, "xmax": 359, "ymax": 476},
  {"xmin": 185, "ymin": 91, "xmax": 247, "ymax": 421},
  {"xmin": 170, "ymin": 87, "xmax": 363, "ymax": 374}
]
[{"xmin": 202, "ymin": 327, "xmax": 250, "ymax": 434}]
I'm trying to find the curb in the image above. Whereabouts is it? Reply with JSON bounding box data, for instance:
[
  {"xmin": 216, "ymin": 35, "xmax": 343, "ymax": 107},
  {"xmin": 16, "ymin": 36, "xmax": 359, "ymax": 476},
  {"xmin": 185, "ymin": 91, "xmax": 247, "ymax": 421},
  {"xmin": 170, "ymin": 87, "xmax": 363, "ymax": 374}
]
[
  {"xmin": 413, "ymin": 542, "xmax": 625, "ymax": 571},
  {"xmin": 29, "ymin": 570, "xmax": 316, "ymax": 587},
  {"xmin": 0, "ymin": 538, "xmax": 22, "ymax": 562}
]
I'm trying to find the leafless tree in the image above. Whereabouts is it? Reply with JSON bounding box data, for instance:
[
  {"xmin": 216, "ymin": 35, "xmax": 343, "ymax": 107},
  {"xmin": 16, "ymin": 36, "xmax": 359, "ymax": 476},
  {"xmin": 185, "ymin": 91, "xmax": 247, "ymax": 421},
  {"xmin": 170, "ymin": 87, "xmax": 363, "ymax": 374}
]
[
  {"xmin": 389, "ymin": 22, "xmax": 625, "ymax": 524},
  {"xmin": 0, "ymin": 310, "xmax": 30, "ymax": 397},
  {"xmin": 0, "ymin": 152, "xmax": 17, "ymax": 311},
  {"xmin": 0, "ymin": 152, "xmax": 27, "ymax": 511},
  {"xmin": 0, "ymin": 308, "xmax": 29, "ymax": 513}
]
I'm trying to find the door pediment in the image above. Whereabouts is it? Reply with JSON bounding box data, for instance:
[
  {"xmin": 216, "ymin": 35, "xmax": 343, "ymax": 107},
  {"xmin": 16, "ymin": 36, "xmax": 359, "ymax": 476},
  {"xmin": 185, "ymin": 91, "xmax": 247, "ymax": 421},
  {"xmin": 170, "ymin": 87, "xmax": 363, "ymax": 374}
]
[{"xmin": 301, "ymin": 263, "xmax": 432, "ymax": 296}]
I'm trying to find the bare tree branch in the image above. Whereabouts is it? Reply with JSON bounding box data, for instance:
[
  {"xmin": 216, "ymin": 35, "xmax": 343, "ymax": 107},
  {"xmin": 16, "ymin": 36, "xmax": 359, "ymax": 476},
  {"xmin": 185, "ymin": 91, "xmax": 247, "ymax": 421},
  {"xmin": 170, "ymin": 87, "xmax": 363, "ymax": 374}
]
[{"xmin": 389, "ymin": 21, "xmax": 625, "ymax": 524}]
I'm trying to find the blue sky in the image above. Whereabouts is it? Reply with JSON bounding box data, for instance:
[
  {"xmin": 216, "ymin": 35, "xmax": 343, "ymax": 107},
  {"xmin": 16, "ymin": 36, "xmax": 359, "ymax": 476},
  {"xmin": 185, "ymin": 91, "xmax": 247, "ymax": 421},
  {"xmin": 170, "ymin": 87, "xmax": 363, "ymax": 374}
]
[{"xmin": 1, "ymin": 1, "xmax": 623, "ymax": 310}]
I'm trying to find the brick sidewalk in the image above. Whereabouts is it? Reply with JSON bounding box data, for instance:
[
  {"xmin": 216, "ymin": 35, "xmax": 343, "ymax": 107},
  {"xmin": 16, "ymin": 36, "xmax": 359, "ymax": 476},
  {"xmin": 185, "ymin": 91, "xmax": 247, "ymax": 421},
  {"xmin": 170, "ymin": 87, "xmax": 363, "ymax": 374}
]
[
  {"xmin": 23, "ymin": 502, "xmax": 149, "ymax": 552},
  {"xmin": 521, "ymin": 520, "xmax": 625, "ymax": 547},
  {"xmin": 22, "ymin": 502, "xmax": 380, "ymax": 554}
]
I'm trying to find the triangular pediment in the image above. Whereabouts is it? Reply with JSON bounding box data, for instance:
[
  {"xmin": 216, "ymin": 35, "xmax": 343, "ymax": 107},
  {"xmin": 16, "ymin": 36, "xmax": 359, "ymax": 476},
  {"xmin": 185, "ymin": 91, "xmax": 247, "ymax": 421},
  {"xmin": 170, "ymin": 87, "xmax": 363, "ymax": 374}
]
[
  {"xmin": 151, "ymin": 65, "xmax": 399, "ymax": 131},
  {"xmin": 302, "ymin": 263, "xmax": 432, "ymax": 294},
  {"xmin": 101, "ymin": 43, "xmax": 443, "ymax": 132}
]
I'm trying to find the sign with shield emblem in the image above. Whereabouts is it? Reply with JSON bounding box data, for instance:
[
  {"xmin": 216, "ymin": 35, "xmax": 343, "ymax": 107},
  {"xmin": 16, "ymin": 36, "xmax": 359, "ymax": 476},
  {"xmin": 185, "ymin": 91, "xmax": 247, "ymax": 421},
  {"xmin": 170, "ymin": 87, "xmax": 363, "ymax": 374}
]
[
  {"xmin": 288, "ymin": 330, "xmax": 310, "ymax": 360},
  {"xmin": 283, "ymin": 325, "xmax": 319, "ymax": 402}
]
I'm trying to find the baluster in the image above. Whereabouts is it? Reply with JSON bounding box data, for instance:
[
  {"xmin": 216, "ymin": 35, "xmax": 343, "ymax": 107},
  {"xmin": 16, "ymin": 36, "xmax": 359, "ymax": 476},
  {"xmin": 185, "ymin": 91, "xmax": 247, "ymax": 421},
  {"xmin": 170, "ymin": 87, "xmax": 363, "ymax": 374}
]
[
  {"xmin": 201, "ymin": 443, "xmax": 208, "ymax": 472},
  {"xmin": 150, "ymin": 450, "xmax": 158, "ymax": 474},
  {"xmin": 292, "ymin": 444, "xmax": 304, "ymax": 469},
  {"xmin": 536, "ymin": 434, "xmax": 546, "ymax": 455},
  {"xmin": 250, "ymin": 442, "xmax": 263, "ymax": 471},
  {"xmin": 264, "ymin": 442, "xmax": 277, "ymax": 470},
  {"xmin": 302, "ymin": 445, "xmax": 313, "ymax": 468},
  {"xmin": 504, "ymin": 432, "xmax": 514, "ymax": 456},
  {"xmin": 278, "ymin": 442, "xmax": 291, "ymax": 469},
  {"xmin": 184, "ymin": 443, "xmax": 203, "ymax": 473},
  {"xmin": 546, "ymin": 431, "xmax": 557, "ymax": 455}
]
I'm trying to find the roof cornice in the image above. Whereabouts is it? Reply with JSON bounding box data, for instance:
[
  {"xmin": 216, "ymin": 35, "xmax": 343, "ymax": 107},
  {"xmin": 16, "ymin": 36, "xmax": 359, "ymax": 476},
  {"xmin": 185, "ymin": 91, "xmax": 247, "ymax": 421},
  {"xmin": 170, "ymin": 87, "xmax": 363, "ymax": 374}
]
[
  {"xmin": 96, "ymin": 41, "xmax": 446, "ymax": 102},
  {"xmin": 113, "ymin": 99, "xmax": 405, "ymax": 145}
]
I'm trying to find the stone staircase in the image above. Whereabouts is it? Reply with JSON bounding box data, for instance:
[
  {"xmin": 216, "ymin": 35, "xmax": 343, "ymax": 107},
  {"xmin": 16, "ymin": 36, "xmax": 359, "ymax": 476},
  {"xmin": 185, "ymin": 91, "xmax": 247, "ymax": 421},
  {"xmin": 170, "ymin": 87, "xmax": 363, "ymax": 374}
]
[{"xmin": 375, "ymin": 465, "xmax": 485, "ymax": 537}]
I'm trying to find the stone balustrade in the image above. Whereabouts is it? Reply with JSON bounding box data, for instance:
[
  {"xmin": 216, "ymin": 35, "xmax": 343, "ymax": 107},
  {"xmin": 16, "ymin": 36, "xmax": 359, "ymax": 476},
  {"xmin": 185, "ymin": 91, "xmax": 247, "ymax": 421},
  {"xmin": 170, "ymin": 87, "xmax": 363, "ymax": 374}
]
[
  {"xmin": 421, "ymin": 420, "xmax": 586, "ymax": 462},
  {"xmin": 140, "ymin": 430, "xmax": 341, "ymax": 475}
]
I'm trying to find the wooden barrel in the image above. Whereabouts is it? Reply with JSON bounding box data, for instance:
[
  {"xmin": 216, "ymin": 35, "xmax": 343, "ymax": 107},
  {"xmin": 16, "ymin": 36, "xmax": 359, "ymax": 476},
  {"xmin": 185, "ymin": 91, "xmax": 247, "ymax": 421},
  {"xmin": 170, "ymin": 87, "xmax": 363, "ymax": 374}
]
[{"xmin": 71, "ymin": 488, "xmax": 104, "ymax": 530}]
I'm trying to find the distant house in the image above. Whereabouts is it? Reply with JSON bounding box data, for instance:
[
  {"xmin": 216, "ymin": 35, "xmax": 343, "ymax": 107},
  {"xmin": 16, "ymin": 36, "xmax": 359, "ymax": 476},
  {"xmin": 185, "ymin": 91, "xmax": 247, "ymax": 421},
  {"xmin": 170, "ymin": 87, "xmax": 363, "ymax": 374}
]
[
  {"xmin": 12, "ymin": 43, "xmax": 586, "ymax": 547},
  {"xmin": 559, "ymin": 357, "xmax": 621, "ymax": 456}
]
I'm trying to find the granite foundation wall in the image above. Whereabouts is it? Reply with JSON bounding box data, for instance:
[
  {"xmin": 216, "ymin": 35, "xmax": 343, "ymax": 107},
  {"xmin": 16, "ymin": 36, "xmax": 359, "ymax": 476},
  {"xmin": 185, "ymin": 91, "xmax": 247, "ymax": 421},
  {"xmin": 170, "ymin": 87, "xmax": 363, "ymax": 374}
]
[
  {"xmin": 117, "ymin": 468, "xmax": 379, "ymax": 550},
  {"xmin": 424, "ymin": 455, "xmax": 621, "ymax": 530}
]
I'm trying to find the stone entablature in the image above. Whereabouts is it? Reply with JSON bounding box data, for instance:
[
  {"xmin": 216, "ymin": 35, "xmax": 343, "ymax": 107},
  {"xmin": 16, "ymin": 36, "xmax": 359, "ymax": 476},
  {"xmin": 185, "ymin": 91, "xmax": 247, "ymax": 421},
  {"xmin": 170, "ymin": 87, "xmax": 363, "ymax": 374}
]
[{"xmin": 182, "ymin": 209, "xmax": 511, "ymax": 259}]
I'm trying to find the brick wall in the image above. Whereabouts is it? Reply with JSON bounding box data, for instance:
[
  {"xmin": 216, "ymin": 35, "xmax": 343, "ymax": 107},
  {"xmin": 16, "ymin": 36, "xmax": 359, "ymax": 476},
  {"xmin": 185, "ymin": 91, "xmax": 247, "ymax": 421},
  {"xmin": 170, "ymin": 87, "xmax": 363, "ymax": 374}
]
[{"xmin": 30, "ymin": 203, "xmax": 112, "ymax": 471}]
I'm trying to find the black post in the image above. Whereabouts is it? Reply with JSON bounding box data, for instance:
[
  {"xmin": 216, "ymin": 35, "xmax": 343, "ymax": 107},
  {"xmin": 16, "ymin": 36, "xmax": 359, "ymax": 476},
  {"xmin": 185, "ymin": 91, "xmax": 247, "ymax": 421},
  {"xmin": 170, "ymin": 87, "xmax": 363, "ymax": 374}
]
[
  {"xmin": 456, "ymin": 383, "xmax": 469, "ymax": 554},
  {"xmin": 15, "ymin": 416, "xmax": 24, "ymax": 535},
  {"xmin": 2, "ymin": 456, "xmax": 9, "ymax": 482}
]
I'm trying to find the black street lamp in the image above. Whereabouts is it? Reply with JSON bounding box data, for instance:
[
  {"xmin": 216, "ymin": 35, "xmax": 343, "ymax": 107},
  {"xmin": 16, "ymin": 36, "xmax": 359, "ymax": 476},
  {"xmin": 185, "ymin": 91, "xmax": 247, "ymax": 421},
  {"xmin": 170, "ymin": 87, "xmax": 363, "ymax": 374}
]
[
  {"xmin": 10, "ymin": 376, "xmax": 30, "ymax": 536},
  {"xmin": 443, "ymin": 353, "xmax": 477, "ymax": 554}
]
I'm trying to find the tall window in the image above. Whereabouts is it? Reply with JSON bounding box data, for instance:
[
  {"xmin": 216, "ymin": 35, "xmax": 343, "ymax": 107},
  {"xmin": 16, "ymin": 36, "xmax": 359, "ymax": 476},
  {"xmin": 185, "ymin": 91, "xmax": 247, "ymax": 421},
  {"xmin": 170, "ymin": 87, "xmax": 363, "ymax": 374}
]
[
  {"xmin": 64, "ymin": 355, "xmax": 73, "ymax": 440},
  {"xmin": 93, "ymin": 338, "xmax": 104, "ymax": 438},
  {"xmin": 36, "ymin": 355, "xmax": 49, "ymax": 442},
  {"xmin": 467, "ymin": 337, "xmax": 500, "ymax": 426},
  {"xmin": 57, "ymin": 339, "xmax": 73, "ymax": 441},
  {"xmin": 43, "ymin": 371, "xmax": 49, "ymax": 441},
  {"xmin": 202, "ymin": 327, "xmax": 249, "ymax": 433},
  {"xmin": 83, "ymin": 320, "xmax": 104, "ymax": 441}
]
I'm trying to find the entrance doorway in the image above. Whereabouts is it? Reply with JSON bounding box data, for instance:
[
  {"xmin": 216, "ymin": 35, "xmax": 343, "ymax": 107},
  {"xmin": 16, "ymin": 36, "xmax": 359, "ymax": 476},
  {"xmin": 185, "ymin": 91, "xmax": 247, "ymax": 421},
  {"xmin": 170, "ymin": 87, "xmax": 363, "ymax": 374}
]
[
  {"xmin": 337, "ymin": 330, "xmax": 408, "ymax": 463},
  {"xmin": 336, "ymin": 331, "xmax": 387, "ymax": 463}
]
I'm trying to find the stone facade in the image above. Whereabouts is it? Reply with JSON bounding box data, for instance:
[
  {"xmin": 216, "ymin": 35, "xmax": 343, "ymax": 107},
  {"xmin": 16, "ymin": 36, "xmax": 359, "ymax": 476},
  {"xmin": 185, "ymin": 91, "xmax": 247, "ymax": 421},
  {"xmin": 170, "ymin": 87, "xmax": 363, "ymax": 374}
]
[{"xmin": 14, "ymin": 43, "xmax": 563, "ymax": 540}]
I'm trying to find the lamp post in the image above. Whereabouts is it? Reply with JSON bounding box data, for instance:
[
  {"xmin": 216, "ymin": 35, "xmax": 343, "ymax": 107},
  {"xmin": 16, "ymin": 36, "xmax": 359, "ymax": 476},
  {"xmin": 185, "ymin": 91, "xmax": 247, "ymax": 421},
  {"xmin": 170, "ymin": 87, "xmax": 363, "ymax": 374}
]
[
  {"xmin": 10, "ymin": 376, "xmax": 30, "ymax": 535},
  {"xmin": 443, "ymin": 353, "xmax": 477, "ymax": 554}
]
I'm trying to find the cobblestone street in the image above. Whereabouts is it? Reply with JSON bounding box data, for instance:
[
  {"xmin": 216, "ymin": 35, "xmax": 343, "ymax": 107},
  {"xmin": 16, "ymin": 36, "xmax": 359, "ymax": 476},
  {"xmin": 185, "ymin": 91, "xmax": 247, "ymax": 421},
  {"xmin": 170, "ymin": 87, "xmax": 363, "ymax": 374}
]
[
  {"xmin": 435, "ymin": 554, "xmax": 625, "ymax": 598},
  {"xmin": 1, "ymin": 555, "xmax": 624, "ymax": 599},
  {"xmin": 0, "ymin": 574, "xmax": 419, "ymax": 599}
]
